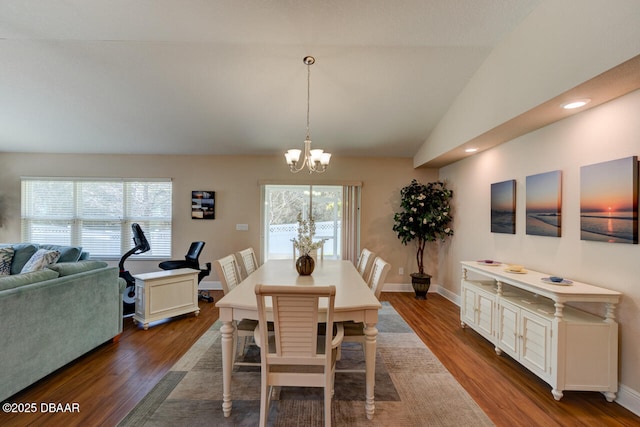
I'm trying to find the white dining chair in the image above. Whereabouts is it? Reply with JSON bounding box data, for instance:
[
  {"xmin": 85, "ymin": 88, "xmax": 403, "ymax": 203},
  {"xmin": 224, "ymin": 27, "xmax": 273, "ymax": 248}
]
[
  {"xmin": 338, "ymin": 256, "xmax": 390, "ymax": 372},
  {"xmin": 214, "ymin": 254, "xmax": 257, "ymax": 365},
  {"xmin": 368, "ymin": 256, "xmax": 391, "ymax": 300},
  {"xmin": 356, "ymin": 248, "xmax": 375, "ymax": 284},
  {"xmin": 254, "ymin": 284, "xmax": 344, "ymax": 427},
  {"xmin": 235, "ymin": 247, "xmax": 259, "ymax": 280}
]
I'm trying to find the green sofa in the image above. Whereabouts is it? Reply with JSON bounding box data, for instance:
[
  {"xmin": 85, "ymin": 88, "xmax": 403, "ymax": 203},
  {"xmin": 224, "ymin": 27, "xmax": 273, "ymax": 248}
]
[{"xmin": 0, "ymin": 243, "xmax": 125, "ymax": 402}]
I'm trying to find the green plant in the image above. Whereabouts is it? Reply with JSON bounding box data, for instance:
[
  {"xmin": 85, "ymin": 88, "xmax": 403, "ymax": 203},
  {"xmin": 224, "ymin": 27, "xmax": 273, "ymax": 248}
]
[{"xmin": 392, "ymin": 180, "xmax": 453, "ymax": 275}]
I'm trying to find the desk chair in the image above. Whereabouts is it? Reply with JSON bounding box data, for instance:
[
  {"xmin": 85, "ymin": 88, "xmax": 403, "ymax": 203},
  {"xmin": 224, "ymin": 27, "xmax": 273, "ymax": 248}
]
[
  {"xmin": 254, "ymin": 284, "xmax": 344, "ymax": 427},
  {"xmin": 158, "ymin": 241, "xmax": 213, "ymax": 302},
  {"xmin": 235, "ymin": 247, "xmax": 259, "ymax": 280},
  {"xmin": 214, "ymin": 254, "xmax": 257, "ymax": 365}
]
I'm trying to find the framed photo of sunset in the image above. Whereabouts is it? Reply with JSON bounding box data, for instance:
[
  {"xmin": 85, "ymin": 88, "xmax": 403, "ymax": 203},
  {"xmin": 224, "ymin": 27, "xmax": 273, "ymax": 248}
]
[
  {"xmin": 526, "ymin": 170, "xmax": 562, "ymax": 237},
  {"xmin": 580, "ymin": 156, "xmax": 638, "ymax": 244},
  {"xmin": 491, "ymin": 179, "xmax": 516, "ymax": 234}
]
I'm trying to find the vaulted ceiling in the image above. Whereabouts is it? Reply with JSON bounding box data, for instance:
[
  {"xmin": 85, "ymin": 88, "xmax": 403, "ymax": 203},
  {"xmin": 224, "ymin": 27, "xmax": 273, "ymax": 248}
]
[{"xmin": 0, "ymin": 0, "xmax": 542, "ymax": 161}]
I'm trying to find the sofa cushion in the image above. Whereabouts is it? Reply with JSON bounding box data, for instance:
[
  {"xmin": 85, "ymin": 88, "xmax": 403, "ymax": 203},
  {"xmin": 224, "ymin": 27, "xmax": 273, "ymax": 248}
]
[
  {"xmin": 0, "ymin": 247, "xmax": 14, "ymax": 276},
  {"xmin": 20, "ymin": 249, "xmax": 61, "ymax": 273},
  {"xmin": 39, "ymin": 244, "xmax": 83, "ymax": 263},
  {"xmin": 47, "ymin": 260, "xmax": 108, "ymax": 277},
  {"xmin": 4, "ymin": 243, "xmax": 39, "ymax": 275},
  {"xmin": 0, "ymin": 268, "xmax": 60, "ymax": 291}
]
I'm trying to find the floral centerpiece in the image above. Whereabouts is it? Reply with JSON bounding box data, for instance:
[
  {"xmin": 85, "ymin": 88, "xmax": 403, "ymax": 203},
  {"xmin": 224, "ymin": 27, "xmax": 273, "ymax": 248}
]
[
  {"xmin": 392, "ymin": 179, "xmax": 453, "ymax": 298},
  {"xmin": 292, "ymin": 212, "xmax": 327, "ymax": 275}
]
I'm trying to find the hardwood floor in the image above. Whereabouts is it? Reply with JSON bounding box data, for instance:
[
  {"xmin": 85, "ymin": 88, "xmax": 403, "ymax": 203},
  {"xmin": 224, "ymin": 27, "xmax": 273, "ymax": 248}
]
[{"xmin": 1, "ymin": 290, "xmax": 638, "ymax": 427}]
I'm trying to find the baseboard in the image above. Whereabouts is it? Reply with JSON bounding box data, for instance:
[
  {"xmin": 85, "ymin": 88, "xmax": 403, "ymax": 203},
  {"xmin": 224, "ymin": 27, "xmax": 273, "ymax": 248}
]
[
  {"xmin": 199, "ymin": 280, "xmax": 222, "ymax": 290},
  {"xmin": 383, "ymin": 282, "xmax": 461, "ymax": 306},
  {"xmin": 615, "ymin": 383, "xmax": 640, "ymax": 416}
]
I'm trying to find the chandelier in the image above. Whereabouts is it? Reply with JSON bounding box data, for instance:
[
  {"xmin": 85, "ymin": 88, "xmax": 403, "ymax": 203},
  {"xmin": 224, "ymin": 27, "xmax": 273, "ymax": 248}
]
[{"xmin": 284, "ymin": 56, "xmax": 331, "ymax": 174}]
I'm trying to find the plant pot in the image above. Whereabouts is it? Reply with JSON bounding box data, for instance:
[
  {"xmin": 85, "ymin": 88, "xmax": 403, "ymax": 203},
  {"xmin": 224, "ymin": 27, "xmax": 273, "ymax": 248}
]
[
  {"xmin": 411, "ymin": 273, "xmax": 431, "ymax": 300},
  {"xmin": 295, "ymin": 254, "xmax": 315, "ymax": 276}
]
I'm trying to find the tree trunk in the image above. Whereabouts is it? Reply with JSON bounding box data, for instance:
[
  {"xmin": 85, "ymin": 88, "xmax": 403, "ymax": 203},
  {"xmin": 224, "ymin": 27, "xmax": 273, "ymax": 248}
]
[{"xmin": 416, "ymin": 237, "xmax": 426, "ymax": 275}]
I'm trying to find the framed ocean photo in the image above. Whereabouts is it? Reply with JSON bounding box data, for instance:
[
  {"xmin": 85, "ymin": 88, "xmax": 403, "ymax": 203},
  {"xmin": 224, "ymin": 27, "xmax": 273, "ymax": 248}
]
[
  {"xmin": 580, "ymin": 156, "xmax": 638, "ymax": 244},
  {"xmin": 526, "ymin": 170, "xmax": 562, "ymax": 237},
  {"xmin": 491, "ymin": 179, "xmax": 516, "ymax": 234}
]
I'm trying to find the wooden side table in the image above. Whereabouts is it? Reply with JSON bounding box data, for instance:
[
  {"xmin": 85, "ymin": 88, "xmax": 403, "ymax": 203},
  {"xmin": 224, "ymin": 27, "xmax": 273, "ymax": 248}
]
[{"xmin": 132, "ymin": 268, "xmax": 200, "ymax": 330}]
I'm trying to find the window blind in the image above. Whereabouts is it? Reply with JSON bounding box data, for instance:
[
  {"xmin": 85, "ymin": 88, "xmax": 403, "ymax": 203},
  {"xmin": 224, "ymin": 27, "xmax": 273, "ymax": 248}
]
[{"xmin": 21, "ymin": 177, "xmax": 172, "ymax": 259}]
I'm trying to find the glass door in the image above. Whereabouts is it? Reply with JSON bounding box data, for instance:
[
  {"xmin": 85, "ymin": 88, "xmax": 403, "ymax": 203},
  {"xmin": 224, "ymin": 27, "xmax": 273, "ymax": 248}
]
[{"xmin": 263, "ymin": 185, "xmax": 342, "ymax": 260}]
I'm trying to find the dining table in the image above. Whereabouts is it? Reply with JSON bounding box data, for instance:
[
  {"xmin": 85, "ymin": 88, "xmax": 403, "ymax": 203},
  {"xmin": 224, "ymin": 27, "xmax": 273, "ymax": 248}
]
[{"xmin": 215, "ymin": 259, "xmax": 382, "ymax": 420}]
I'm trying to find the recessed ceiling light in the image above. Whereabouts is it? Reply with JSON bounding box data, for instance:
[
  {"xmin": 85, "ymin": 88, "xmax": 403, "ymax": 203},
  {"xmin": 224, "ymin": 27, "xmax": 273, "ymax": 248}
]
[
  {"xmin": 465, "ymin": 148, "xmax": 478, "ymax": 153},
  {"xmin": 562, "ymin": 99, "xmax": 591, "ymax": 110}
]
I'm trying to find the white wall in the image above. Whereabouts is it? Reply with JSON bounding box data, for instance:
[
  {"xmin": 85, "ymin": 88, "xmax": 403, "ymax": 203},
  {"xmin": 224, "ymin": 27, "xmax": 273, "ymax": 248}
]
[
  {"xmin": 439, "ymin": 89, "xmax": 640, "ymax": 412},
  {"xmin": 415, "ymin": 0, "xmax": 640, "ymax": 166}
]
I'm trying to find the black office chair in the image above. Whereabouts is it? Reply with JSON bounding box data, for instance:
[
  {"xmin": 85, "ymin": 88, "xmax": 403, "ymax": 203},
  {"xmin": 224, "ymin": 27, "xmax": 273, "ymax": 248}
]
[{"xmin": 159, "ymin": 241, "xmax": 213, "ymax": 302}]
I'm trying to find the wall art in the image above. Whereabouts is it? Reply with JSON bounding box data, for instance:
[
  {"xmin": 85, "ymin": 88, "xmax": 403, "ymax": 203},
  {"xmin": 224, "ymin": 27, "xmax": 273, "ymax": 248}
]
[
  {"xmin": 192, "ymin": 190, "xmax": 215, "ymax": 219},
  {"xmin": 580, "ymin": 156, "xmax": 638, "ymax": 244},
  {"xmin": 526, "ymin": 170, "xmax": 562, "ymax": 237},
  {"xmin": 491, "ymin": 179, "xmax": 516, "ymax": 234}
]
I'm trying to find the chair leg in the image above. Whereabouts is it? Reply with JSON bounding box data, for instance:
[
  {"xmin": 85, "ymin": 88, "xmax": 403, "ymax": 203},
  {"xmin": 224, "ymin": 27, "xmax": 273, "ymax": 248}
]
[
  {"xmin": 325, "ymin": 382, "xmax": 332, "ymax": 427},
  {"xmin": 237, "ymin": 335, "xmax": 247, "ymax": 360},
  {"xmin": 259, "ymin": 375, "xmax": 269, "ymax": 427},
  {"xmin": 231, "ymin": 327, "xmax": 238, "ymax": 366}
]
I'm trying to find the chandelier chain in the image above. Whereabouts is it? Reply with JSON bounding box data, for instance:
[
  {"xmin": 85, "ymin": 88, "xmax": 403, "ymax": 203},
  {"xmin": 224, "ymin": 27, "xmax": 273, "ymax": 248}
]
[
  {"xmin": 284, "ymin": 55, "xmax": 331, "ymax": 174},
  {"xmin": 306, "ymin": 62, "xmax": 311, "ymax": 141}
]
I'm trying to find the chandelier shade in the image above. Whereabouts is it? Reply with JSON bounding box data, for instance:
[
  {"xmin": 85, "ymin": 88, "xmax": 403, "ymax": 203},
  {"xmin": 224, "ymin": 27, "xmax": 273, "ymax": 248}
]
[{"xmin": 285, "ymin": 56, "xmax": 331, "ymax": 174}]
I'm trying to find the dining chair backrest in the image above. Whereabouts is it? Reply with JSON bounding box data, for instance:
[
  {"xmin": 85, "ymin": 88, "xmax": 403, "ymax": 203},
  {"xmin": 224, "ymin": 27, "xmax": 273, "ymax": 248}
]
[
  {"xmin": 356, "ymin": 248, "xmax": 376, "ymax": 283},
  {"xmin": 254, "ymin": 284, "xmax": 343, "ymax": 427},
  {"xmin": 255, "ymin": 284, "xmax": 336, "ymax": 364},
  {"xmin": 235, "ymin": 247, "xmax": 258, "ymax": 280},
  {"xmin": 214, "ymin": 254, "xmax": 243, "ymax": 295},
  {"xmin": 368, "ymin": 256, "xmax": 391, "ymax": 299}
]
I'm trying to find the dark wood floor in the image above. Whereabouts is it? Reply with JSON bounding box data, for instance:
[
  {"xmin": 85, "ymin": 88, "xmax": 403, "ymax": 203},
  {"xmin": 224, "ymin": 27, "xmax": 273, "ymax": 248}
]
[{"xmin": 2, "ymin": 291, "xmax": 639, "ymax": 427}]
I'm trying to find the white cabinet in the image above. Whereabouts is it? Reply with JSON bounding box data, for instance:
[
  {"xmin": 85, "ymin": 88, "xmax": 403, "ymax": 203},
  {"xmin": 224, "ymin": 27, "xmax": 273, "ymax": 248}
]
[
  {"xmin": 460, "ymin": 261, "xmax": 621, "ymax": 402},
  {"xmin": 461, "ymin": 280, "xmax": 496, "ymax": 343},
  {"xmin": 132, "ymin": 268, "xmax": 200, "ymax": 330},
  {"xmin": 497, "ymin": 298, "xmax": 552, "ymax": 381}
]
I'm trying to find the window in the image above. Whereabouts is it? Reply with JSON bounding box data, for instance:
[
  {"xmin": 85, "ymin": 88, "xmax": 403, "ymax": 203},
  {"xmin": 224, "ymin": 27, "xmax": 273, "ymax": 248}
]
[
  {"xmin": 21, "ymin": 177, "xmax": 172, "ymax": 259},
  {"xmin": 261, "ymin": 183, "xmax": 361, "ymax": 262}
]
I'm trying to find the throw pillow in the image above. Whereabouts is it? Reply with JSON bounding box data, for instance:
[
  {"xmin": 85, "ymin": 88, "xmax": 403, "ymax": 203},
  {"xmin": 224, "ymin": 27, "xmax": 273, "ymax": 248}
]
[
  {"xmin": 0, "ymin": 247, "xmax": 14, "ymax": 276},
  {"xmin": 8, "ymin": 243, "xmax": 38, "ymax": 274},
  {"xmin": 38, "ymin": 244, "xmax": 83, "ymax": 263},
  {"xmin": 20, "ymin": 249, "xmax": 61, "ymax": 273}
]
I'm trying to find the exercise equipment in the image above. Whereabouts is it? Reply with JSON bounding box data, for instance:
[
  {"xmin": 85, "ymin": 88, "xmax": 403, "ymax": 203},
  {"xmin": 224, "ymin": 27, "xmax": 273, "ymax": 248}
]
[
  {"xmin": 119, "ymin": 223, "xmax": 150, "ymax": 316},
  {"xmin": 158, "ymin": 241, "xmax": 213, "ymax": 302}
]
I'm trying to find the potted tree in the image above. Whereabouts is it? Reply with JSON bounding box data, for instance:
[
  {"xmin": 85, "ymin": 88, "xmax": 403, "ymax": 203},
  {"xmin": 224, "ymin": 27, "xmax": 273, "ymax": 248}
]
[{"xmin": 392, "ymin": 179, "xmax": 454, "ymax": 299}]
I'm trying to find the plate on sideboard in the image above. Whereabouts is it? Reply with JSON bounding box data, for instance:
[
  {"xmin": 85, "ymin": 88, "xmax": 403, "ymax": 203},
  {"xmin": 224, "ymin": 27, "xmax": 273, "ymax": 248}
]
[
  {"xmin": 503, "ymin": 268, "xmax": 527, "ymax": 274},
  {"xmin": 541, "ymin": 277, "xmax": 573, "ymax": 286},
  {"xmin": 477, "ymin": 260, "xmax": 501, "ymax": 266}
]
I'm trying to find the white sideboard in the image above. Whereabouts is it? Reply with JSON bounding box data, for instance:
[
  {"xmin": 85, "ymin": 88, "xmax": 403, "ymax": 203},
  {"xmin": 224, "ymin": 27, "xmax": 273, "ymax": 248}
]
[
  {"xmin": 133, "ymin": 268, "xmax": 200, "ymax": 330},
  {"xmin": 460, "ymin": 261, "xmax": 621, "ymax": 402}
]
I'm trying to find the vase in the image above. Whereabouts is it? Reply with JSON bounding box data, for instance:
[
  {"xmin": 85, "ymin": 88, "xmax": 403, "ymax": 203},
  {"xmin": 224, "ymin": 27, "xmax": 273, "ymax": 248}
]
[
  {"xmin": 411, "ymin": 273, "xmax": 431, "ymax": 300},
  {"xmin": 296, "ymin": 254, "xmax": 315, "ymax": 276}
]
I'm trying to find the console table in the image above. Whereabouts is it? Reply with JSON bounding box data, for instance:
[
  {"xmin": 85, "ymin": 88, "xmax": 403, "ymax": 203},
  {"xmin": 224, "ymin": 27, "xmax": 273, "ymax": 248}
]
[
  {"xmin": 460, "ymin": 261, "xmax": 621, "ymax": 402},
  {"xmin": 132, "ymin": 268, "xmax": 200, "ymax": 330}
]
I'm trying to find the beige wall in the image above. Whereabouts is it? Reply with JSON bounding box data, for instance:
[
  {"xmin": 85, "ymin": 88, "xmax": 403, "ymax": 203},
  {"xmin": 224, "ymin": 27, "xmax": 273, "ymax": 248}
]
[
  {"xmin": 0, "ymin": 153, "xmax": 436, "ymax": 284},
  {"xmin": 438, "ymin": 89, "xmax": 640, "ymax": 408}
]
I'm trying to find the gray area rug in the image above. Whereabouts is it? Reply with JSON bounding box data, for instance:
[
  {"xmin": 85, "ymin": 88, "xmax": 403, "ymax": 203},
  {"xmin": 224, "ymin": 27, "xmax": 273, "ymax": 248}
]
[{"xmin": 118, "ymin": 302, "xmax": 494, "ymax": 426}]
